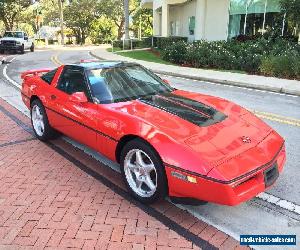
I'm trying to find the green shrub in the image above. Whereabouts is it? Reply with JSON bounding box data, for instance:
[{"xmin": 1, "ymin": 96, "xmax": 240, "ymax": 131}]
[
  {"xmin": 112, "ymin": 40, "xmax": 125, "ymax": 49},
  {"xmin": 160, "ymin": 37, "xmax": 300, "ymax": 79},
  {"xmin": 185, "ymin": 42, "xmax": 211, "ymax": 68},
  {"xmin": 48, "ymin": 39, "xmax": 58, "ymax": 45},
  {"xmin": 161, "ymin": 41, "xmax": 187, "ymax": 64},
  {"xmin": 35, "ymin": 39, "xmax": 46, "ymax": 46},
  {"xmin": 260, "ymin": 55, "xmax": 299, "ymax": 79},
  {"xmin": 112, "ymin": 38, "xmax": 155, "ymax": 50},
  {"xmin": 141, "ymin": 36, "xmax": 156, "ymax": 47},
  {"xmin": 294, "ymin": 60, "xmax": 300, "ymax": 79},
  {"xmin": 156, "ymin": 36, "xmax": 188, "ymax": 50}
]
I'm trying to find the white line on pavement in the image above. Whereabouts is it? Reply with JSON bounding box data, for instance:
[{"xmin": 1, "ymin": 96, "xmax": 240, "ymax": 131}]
[
  {"xmin": 8, "ymin": 56, "xmax": 17, "ymax": 63},
  {"xmin": 3, "ymin": 64, "xmax": 21, "ymax": 90},
  {"xmin": 257, "ymin": 192, "xmax": 300, "ymax": 214}
]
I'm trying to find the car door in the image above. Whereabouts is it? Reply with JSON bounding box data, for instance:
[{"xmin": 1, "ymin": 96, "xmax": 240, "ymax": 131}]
[{"xmin": 48, "ymin": 65, "xmax": 98, "ymax": 150}]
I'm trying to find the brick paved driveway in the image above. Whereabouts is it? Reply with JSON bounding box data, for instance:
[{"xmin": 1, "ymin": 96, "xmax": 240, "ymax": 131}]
[{"xmin": 0, "ymin": 97, "xmax": 249, "ymax": 250}]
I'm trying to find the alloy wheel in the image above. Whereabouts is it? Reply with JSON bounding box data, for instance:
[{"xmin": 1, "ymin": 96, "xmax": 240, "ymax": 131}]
[
  {"xmin": 124, "ymin": 149, "xmax": 157, "ymax": 198},
  {"xmin": 32, "ymin": 104, "xmax": 45, "ymax": 136}
]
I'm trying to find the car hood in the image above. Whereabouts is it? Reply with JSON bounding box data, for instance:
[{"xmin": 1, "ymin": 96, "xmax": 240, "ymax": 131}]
[{"xmin": 111, "ymin": 90, "xmax": 273, "ymax": 172}]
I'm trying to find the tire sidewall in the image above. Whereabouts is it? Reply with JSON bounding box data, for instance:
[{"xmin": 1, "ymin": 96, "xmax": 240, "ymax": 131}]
[
  {"xmin": 120, "ymin": 139, "xmax": 168, "ymax": 204},
  {"xmin": 20, "ymin": 45, "xmax": 25, "ymax": 54}
]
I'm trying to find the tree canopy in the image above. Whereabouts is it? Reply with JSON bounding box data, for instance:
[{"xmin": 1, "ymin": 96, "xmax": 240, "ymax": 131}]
[
  {"xmin": 280, "ymin": 0, "xmax": 300, "ymax": 27},
  {"xmin": 0, "ymin": 0, "xmax": 153, "ymax": 44},
  {"xmin": 0, "ymin": 0, "xmax": 31, "ymax": 30},
  {"xmin": 64, "ymin": 0, "xmax": 102, "ymax": 44},
  {"xmin": 280, "ymin": 0, "xmax": 300, "ymax": 38}
]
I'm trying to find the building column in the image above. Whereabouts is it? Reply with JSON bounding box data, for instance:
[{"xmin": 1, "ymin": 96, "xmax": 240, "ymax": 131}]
[
  {"xmin": 153, "ymin": 9, "xmax": 161, "ymax": 36},
  {"xmin": 161, "ymin": 2, "xmax": 169, "ymax": 37},
  {"xmin": 205, "ymin": 0, "xmax": 230, "ymax": 41},
  {"xmin": 194, "ymin": 0, "xmax": 206, "ymax": 40}
]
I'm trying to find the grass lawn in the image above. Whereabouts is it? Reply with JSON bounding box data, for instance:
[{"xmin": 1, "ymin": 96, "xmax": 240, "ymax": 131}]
[{"xmin": 114, "ymin": 49, "xmax": 174, "ymax": 65}]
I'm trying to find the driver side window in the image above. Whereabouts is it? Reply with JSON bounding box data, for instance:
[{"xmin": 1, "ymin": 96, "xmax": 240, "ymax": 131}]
[{"xmin": 57, "ymin": 67, "xmax": 89, "ymax": 97}]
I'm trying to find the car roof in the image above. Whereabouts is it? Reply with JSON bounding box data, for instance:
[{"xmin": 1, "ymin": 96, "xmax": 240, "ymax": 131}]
[{"xmin": 69, "ymin": 60, "xmax": 140, "ymax": 70}]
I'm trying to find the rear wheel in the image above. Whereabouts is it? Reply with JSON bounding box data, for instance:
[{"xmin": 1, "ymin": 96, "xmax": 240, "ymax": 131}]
[
  {"xmin": 31, "ymin": 100, "xmax": 56, "ymax": 141},
  {"xmin": 120, "ymin": 139, "xmax": 168, "ymax": 204},
  {"xmin": 30, "ymin": 43, "xmax": 34, "ymax": 52}
]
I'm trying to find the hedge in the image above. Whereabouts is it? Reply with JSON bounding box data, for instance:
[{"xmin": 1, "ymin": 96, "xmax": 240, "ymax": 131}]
[
  {"xmin": 112, "ymin": 39, "xmax": 144, "ymax": 50},
  {"xmin": 156, "ymin": 36, "xmax": 188, "ymax": 49},
  {"xmin": 260, "ymin": 55, "xmax": 300, "ymax": 79},
  {"xmin": 161, "ymin": 38, "xmax": 300, "ymax": 80}
]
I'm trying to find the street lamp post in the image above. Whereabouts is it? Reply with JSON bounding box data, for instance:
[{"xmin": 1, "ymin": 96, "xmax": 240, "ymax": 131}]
[{"xmin": 58, "ymin": 0, "xmax": 64, "ymax": 45}]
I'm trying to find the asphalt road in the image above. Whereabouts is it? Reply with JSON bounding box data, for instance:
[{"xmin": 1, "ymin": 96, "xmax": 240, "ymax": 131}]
[{"xmin": 1, "ymin": 48, "xmax": 300, "ymax": 248}]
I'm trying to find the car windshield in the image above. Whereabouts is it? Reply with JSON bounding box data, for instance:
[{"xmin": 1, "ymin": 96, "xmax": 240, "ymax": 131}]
[
  {"xmin": 3, "ymin": 32, "xmax": 23, "ymax": 38},
  {"xmin": 86, "ymin": 65, "xmax": 173, "ymax": 103}
]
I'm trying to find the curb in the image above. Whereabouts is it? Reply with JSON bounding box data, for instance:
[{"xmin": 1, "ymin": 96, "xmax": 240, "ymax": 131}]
[{"xmin": 90, "ymin": 50, "xmax": 300, "ymax": 97}]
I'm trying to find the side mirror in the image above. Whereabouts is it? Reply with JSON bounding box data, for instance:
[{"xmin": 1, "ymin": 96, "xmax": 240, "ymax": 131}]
[
  {"xmin": 162, "ymin": 79, "xmax": 170, "ymax": 85},
  {"xmin": 24, "ymin": 36, "xmax": 28, "ymax": 40},
  {"xmin": 69, "ymin": 92, "xmax": 88, "ymax": 103}
]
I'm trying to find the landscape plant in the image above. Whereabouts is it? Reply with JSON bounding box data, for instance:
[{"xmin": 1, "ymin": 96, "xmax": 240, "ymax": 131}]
[{"xmin": 161, "ymin": 38, "xmax": 300, "ymax": 80}]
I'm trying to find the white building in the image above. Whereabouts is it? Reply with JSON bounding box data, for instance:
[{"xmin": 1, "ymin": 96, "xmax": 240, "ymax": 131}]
[{"xmin": 141, "ymin": 0, "xmax": 284, "ymax": 41}]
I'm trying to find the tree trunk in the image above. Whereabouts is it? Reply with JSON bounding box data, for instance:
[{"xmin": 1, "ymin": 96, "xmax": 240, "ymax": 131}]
[
  {"xmin": 3, "ymin": 20, "xmax": 10, "ymax": 31},
  {"xmin": 9, "ymin": 12, "xmax": 18, "ymax": 30},
  {"xmin": 58, "ymin": 0, "xmax": 65, "ymax": 45},
  {"xmin": 2, "ymin": 17, "xmax": 12, "ymax": 30},
  {"xmin": 74, "ymin": 29, "xmax": 81, "ymax": 44},
  {"xmin": 123, "ymin": 0, "xmax": 130, "ymax": 40},
  {"xmin": 117, "ymin": 19, "xmax": 125, "ymax": 40},
  {"xmin": 8, "ymin": 21, "xmax": 14, "ymax": 30},
  {"xmin": 81, "ymin": 29, "xmax": 86, "ymax": 45}
]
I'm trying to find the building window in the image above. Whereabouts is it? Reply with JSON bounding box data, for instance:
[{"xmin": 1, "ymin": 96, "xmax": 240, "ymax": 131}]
[
  {"xmin": 170, "ymin": 21, "xmax": 180, "ymax": 36},
  {"xmin": 189, "ymin": 16, "xmax": 195, "ymax": 35},
  {"xmin": 170, "ymin": 21, "xmax": 175, "ymax": 36},
  {"xmin": 228, "ymin": 0, "xmax": 284, "ymax": 39}
]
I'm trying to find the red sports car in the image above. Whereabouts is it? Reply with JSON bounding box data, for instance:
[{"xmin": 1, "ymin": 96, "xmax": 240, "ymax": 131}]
[{"xmin": 21, "ymin": 61, "xmax": 286, "ymax": 206}]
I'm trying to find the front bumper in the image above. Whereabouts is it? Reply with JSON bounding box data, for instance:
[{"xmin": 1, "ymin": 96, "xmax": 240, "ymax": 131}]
[
  {"xmin": 165, "ymin": 144, "xmax": 286, "ymax": 206},
  {"xmin": 0, "ymin": 44, "xmax": 22, "ymax": 51}
]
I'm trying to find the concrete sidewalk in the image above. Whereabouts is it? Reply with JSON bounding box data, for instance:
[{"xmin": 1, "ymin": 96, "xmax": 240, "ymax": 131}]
[{"xmin": 91, "ymin": 47, "xmax": 300, "ymax": 96}]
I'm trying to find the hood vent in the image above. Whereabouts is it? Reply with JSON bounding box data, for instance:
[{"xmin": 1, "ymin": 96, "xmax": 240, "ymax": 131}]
[{"xmin": 139, "ymin": 93, "xmax": 227, "ymax": 127}]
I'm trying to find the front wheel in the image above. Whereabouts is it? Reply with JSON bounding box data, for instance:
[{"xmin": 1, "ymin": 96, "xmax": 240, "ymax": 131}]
[
  {"xmin": 120, "ymin": 139, "xmax": 168, "ymax": 204},
  {"xmin": 20, "ymin": 45, "xmax": 25, "ymax": 54},
  {"xmin": 31, "ymin": 100, "xmax": 56, "ymax": 141}
]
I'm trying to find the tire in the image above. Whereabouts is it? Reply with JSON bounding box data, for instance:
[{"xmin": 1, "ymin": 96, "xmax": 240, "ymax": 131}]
[
  {"xmin": 120, "ymin": 138, "xmax": 168, "ymax": 204},
  {"xmin": 0, "ymin": 50, "xmax": 4, "ymax": 54},
  {"xmin": 20, "ymin": 45, "xmax": 25, "ymax": 54},
  {"xmin": 30, "ymin": 99, "xmax": 56, "ymax": 141},
  {"xmin": 30, "ymin": 43, "xmax": 34, "ymax": 52}
]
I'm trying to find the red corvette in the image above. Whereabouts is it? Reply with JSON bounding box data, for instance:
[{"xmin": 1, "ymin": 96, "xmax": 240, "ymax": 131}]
[{"xmin": 21, "ymin": 61, "xmax": 286, "ymax": 206}]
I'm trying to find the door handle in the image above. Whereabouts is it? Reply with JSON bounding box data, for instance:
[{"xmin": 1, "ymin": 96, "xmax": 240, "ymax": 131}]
[{"xmin": 50, "ymin": 94, "xmax": 57, "ymax": 100}]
